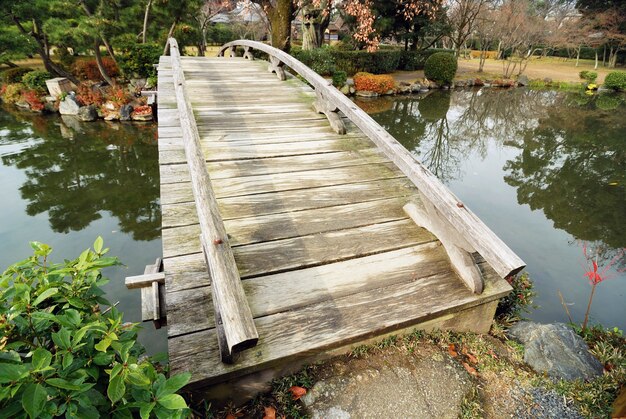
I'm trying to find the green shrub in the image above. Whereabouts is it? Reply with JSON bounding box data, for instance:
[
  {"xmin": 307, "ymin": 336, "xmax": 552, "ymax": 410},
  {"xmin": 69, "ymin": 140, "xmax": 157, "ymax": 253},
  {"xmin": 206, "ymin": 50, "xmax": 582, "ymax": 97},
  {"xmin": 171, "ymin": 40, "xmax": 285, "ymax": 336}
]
[
  {"xmin": 293, "ymin": 47, "xmax": 335, "ymax": 75},
  {"xmin": 2, "ymin": 67, "xmax": 34, "ymax": 84},
  {"xmin": 331, "ymin": 50, "xmax": 401, "ymax": 75},
  {"xmin": 21, "ymin": 70, "xmax": 53, "ymax": 92},
  {"xmin": 424, "ymin": 52, "xmax": 457, "ymax": 84},
  {"xmin": 332, "ymin": 70, "xmax": 347, "ymax": 87},
  {"xmin": 116, "ymin": 43, "xmax": 162, "ymax": 78},
  {"xmin": 398, "ymin": 49, "xmax": 454, "ymax": 71},
  {"xmin": 603, "ymin": 71, "xmax": 626, "ymax": 91},
  {"xmin": 579, "ymin": 70, "xmax": 597, "ymax": 83},
  {"xmin": 0, "ymin": 238, "xmax": 191, "ymax": 418}
]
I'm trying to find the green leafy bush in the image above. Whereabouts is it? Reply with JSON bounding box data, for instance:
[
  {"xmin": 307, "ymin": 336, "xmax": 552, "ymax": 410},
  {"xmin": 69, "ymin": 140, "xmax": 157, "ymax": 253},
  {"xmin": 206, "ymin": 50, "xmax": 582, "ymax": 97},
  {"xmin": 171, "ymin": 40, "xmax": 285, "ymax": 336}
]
[
  {"xmin": 578, "ymin": 70, "xmax": 597, "ymax": 83},
  {"xmin": 331, "ymin": 50, "xmax": 401, "ymax": 75},
  {"xmin": 116, "ymin": 43, "xmax": 162, "ymax": 78},
  {"xmin": 1, "ymin": 83, "xmax": 25, "ymax": 104},
  {"xmin": 332, "ymin": 70, "xmax": 347, "ymax": 87},
  {"xmin": 398, "ymin": 49, "xmax": 454, "ymax": 71},
  {"xmin": 21, "ymin": 70, "xmax": 53, "ymax": 92},
  {"xmin": 424, "ymin": 52, "xmax": 457, "ymax": 84},
  {"xmin": 292, "ymin": 47, "xmax": 336, "ymax": 75},
  {"xmin": 2, "ymin": 67, "xmax": 34, "ymax": 84},
  {"xmin": 603, "ymin": 71, "xmax": 626, "ymax": 91},
  {"xmin": 0, "ymin": 238, "xmax": 191, "ymax": 418}
]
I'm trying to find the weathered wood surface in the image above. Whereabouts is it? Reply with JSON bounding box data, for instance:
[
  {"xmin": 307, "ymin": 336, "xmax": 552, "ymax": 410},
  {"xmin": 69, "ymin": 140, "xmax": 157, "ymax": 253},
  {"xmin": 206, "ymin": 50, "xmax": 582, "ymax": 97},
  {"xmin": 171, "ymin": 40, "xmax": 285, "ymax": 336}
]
[
  {"xmin": 219, "ymin": 40, "xmax": 525, "ymax": 279},
  {"xmin": 156, "ymin": 42, "xmax": 518, "ymax": 388},
  {"xmin": 168, "ymin": 39, "xmax": 258, "ymax": 357}
]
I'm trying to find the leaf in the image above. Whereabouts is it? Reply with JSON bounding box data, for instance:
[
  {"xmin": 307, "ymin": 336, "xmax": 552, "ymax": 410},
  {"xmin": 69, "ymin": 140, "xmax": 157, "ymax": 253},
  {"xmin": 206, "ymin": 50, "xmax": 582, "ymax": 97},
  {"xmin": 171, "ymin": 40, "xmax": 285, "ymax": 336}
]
[
  {"xmin": 447, "ymin": 343, "xmax": 458, "ymax": 357},
  {"xmin": 46, "ymin": 378, "xmax": 82, "ymax": 391},
  {"xmin": 157, "ymin": 393, "xmax": 187, "ymax": 410},
  {"xmin": 107, "ymin": 374, "xmax": 126, "ymax": 404},
  {"xmin": 31, "ymin": 348, "xmax": 52, "ymax": 371},
  {"xmin": 62, "ymin": 353, "xmax": 74, "ymax": 370},
  {"xmin": 52, "ymin": 328, "xmax": 71, "ymax": 349},
  {"xmin": 0, "ymin": 364, "xmax": 28, "ymax": 383},
  {"xmin": 158, "ymin": 372, "xmax": 191, "ymax": 397},
  {"xmin": 140, "ymin": 402, "xmax": 156, "ymax": 419},
  {"xmin": 263, "ymin": 406, "xmax": 277, "ymax": 419},
  {"xmin": 126, "ymin": 371, "xmax": 151, "ymax": 387},
  {"xmin": 94, "ymin": 236, "xmax": 104, "ymax": 254},
  {"xmin": 22, "ymin": 383, "xmax": 47, "ymax": 419},
  {"xmin": 465, "ymin": 351, "xmax": 478, "ymax": 364},
  {"xmin": 93, "ymin": 352, "xmax": 114, "ymax": 366},
  {"xmin": 462, "ymin": 362, "xmax": 478, "ymax": 376},
  {"xmin": 95, "ymin": 338, "xmax": 112, "ymax": 352},
  {"xmin": 32, "ymin": 287, "xmax": 58, "ymax": 306},
  {"xmin": 288, "ymin": 386, "xmax": 307, "ymax": 400}
]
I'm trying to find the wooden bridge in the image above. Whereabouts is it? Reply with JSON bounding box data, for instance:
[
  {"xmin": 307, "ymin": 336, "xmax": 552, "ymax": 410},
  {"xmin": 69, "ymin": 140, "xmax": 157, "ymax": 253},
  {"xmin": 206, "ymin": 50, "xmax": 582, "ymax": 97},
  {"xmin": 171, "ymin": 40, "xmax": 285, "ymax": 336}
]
[{"xmin": 128, "ymin": 38, "xmax": 525, "ymax": 395}]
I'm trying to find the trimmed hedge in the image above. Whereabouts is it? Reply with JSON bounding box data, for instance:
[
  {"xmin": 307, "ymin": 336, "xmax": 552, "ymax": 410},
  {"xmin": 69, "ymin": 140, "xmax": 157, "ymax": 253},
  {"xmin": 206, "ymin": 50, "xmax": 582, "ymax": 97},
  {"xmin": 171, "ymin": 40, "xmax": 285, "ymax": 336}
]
[
  {"xmin": 604, "ymin": 71, "xmax": 626, "ymax": 91},
  {"xmin": 2, "ymin": 67, "xmax": 33, "ymax": 84},
  {"xmin": 424, "ymin": 52, "xmax": 457, "ymax": 84},
  {"xmin": 353, "ymin": 72, "xmax": 395, "ymax": 94},
  {"xmin": 292, "ymin": 47, "xmax": 455, "ymax": 76},
  {"xmin": 22, "ymin": 70, "xmax": 53, "ymax": 92}
]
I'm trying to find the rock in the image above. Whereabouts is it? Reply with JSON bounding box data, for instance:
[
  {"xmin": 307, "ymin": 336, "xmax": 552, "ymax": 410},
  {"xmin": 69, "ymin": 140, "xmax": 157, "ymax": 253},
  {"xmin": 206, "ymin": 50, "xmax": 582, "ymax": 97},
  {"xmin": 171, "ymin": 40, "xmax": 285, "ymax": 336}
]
[
  {"xmin": 543, "ymin": 77, "xmax": 553, "ymax": 84},
  {"xmin": 454, "ymin": 80, "xmax": 467, "ymax": 88},
  {"xmin": 474, "ymin": 78, "xmax": 484, "ymax": 87},
  {"xmin": 349, "ymin": 86, "xmax": 356, "ymax": 94},
  {"xmin": 103, "ymin": 101, "xmax": 116, "ymax": 111},
  {"xmin": 77, "ymin": 105, "xmax": 98, "ymax": 122},
  {"xmin": 119, "ymin": 104, "xmax": 133, "ymax": 121},
  {"xmin": 419, "ymin": 87, "xmax": 430, "ymax": 93},
  {"xmin": 15, "ymin": 101, "xmax": 30, "ymax": 110},
  {"xmin": 385, "ymin": 89, "xmax": 395, "ymax": 95},
  {"xmin": 340, "ymin": 84, "xmax": 350, "ymax": 95},
  {"xmin": 399, "ymin": 86, "xmax": 411, "ymax": 94},
  {"xmin": 466, "ymin": 79, "xmax": 474, "ymax": 87},
  {"xmin": 410, "ymin": 83, "xmax": 422, "ymax": 92},
  {"xmin": 399, "ymin": 81, "xmax": 411, "ymax": 86},
  {"xmin": 355, "ymin": 90, "xmax": 378, "ymax": 97},
  {"xmin": 429, "ymin": 82, "xmax": 440, "ymax": 89},
  {"xmin": 104, "ymin": 111, "xmax": 120, "ymax": 121},
  {"xmin": 59, "ymin": 94, "xmax": 81, "ymax": 115},
  {"xmin": 508, "ymin": 322, "xmax": 604, "ymax": 381},
  {"xmin": 130, "ymin": 78, "xmax": 147, "ymax": 90},
  {"xmin": 302, "ymin": 349, "xmax": 472, "ymax": 419},
  {"xmin": 517, "ymin": 75, "xmax": 529, "ymax": 86}
]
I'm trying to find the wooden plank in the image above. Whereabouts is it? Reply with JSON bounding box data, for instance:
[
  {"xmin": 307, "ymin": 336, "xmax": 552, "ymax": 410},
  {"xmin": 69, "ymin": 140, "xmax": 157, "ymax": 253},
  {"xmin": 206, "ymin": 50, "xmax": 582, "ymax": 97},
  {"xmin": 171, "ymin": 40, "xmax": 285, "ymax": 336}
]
[
  {"xmin": 125, "ymin": 272, "xmax": 166, "ymax": 289},
  {"xmin": 161, "ymin": 178, "xmax": 417, "ymax": 218},
  {"xmin": 159, "ymin": 149, "xmax": 387, "ymax": 184},
  {"xmin": 166, "ymin": 242, "xmax": 451, "ymax": 337},
  {"xmin": 163, "ymin": 196, "xmax": 415, "ymax": 245},
  {"xmin": 169, "ymin": 39, "xmax": 258, "ymax": 356},
  {"xmin": 217, "ymin": 40, "xmax": 525, "ymax": 279},
  {"xmin": 168, "ymin": 259, "xmax": 510, "ymax": 386}
]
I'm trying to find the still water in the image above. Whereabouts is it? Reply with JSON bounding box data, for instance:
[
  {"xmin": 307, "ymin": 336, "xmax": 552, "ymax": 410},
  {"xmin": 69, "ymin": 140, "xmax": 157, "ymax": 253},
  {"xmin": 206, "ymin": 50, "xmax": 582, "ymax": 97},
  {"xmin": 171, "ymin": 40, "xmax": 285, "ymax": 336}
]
[
  {"xmin": 0, "ymin": 107, "xmax": 166, "ymax": 354},
  {"xmin": 361, "ymin": 88, "xmax": 625, "ymax": 330}
]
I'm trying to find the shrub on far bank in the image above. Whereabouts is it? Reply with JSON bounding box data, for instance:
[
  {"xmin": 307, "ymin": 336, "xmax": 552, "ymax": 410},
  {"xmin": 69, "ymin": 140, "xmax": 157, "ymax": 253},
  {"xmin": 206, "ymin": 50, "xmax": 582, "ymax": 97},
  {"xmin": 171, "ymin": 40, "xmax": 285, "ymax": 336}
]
[
  {"xmin": 424, "ymin": 52, "xmax": 457, "ymax": 85},
  {"xmin": 1, "ymin": 67, "xmax": 33, "ymax": 84},
  {"xmin": 116, "ymin": 42, "xmax": 162, "ymax": 79},
  {"xmin": 604, "ymin": 71, "xmax": 626, "ymax": 91},
  {"xmin": 22, "ymin": 70, "xmax": 53, "ymax": 92},
  {"xmin": 579, "ymin": 70, "xmax": 597, "ymax": 83},
  {"xmin": 332, "ymin": 70, "xmax": 347, "ymax": 87},
  {"xmin": 72, "ymin": 57, "xmax": 120, "ymax": 81},
  {"xmin": 1, "ymin": 83, "xmax": 25, "ymax": 104},
  {"xmin": 353, "ymin": 72, "xmax": 395, "ymax": 94}
]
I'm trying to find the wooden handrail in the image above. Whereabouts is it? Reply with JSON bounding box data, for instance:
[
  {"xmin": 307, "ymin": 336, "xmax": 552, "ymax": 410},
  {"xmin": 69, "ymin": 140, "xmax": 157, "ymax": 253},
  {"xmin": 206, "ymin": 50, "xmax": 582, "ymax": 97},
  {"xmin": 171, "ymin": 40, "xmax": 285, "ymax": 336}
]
[
  {"xmin": 168, "ymin": 38, "xmax": 258, "ymax": 361},
  {"xmin": 218, "ymin": 40, "xmax": 525, "ymax": 280}
]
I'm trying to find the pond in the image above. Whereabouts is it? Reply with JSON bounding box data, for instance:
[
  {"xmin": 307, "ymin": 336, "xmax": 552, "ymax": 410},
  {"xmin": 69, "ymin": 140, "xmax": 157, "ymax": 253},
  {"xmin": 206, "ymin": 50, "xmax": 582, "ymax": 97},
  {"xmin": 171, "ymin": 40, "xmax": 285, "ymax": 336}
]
[
  {"xmin": 0, "ymin": 107, "xmax": 166, "ymax": 354},
  {"xmin": 359, "ymin": 88, "xmax": 626, "ymax": 330}
]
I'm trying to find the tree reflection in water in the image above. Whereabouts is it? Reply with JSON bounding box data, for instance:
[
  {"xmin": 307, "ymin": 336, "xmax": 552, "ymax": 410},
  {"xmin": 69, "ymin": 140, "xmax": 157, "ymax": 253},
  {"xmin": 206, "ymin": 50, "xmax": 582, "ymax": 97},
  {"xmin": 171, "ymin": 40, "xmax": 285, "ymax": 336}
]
[
  {"xmin": 0, "ymin": 108, "xmax": 160, "ymax": 241},
  {"xmin": 370, "ymin": 89, "xmax": 625, "ymax": 259}
]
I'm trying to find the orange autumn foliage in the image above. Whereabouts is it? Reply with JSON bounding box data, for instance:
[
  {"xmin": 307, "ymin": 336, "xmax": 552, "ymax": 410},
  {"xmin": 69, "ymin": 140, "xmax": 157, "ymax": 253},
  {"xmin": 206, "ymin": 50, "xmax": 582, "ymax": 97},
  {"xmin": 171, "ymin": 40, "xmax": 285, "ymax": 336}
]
[
  {"xmin": 353, "ymin": 72, "xmax": 395, "ymax": 94},
  {"xmin": 288, "ymin": 386, "xmax": 307, "ymax": 400}
]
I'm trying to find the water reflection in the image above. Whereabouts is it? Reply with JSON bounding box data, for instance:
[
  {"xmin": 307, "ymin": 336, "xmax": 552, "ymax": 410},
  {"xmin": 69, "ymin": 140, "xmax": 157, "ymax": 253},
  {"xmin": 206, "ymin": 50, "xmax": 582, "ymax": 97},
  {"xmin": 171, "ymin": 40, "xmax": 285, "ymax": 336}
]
[
  {"xmin": 368, "ymin": 89, "xmax": 626, "ymax": 328},
  {"xmin": 0, "ymin": 109, "xmax": 161, "ymax": 241}
]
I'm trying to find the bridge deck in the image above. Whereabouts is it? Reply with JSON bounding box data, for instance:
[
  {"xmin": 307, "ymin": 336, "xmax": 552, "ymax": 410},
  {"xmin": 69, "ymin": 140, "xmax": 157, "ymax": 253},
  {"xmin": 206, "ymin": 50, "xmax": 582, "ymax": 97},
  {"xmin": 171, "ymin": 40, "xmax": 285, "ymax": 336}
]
[{"xmin": 157, "ymin": 56, "xmax": 511, "ymax": 389}]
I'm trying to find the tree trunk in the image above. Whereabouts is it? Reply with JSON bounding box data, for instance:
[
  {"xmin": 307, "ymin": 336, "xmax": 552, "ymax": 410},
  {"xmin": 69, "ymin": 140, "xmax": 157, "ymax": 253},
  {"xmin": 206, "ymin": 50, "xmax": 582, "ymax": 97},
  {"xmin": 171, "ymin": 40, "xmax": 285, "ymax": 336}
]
[
  {"xmin": 575, "ymin": 46, "xmax": 580, "ymax": 67},
  {"xmin": 266, "ymin": 0, "xmax": 294, "ymax": 52},
  {"xmin": 594, "ymin": 50, "xmax": 598, "ymax": 69},
  {"xmin": 94, "ymin": 40, "xmax": 115, "ymax": 86},
  {"xmin": 302, "ymin": 22, "xmax": 318, "ymax": 50},
  {"xmin": 78, "ymin": 0, "xmax": 119, "ymax": 69},
  {"xmin": 602, "ymin": 44, "xmax": 606, "ymax": 67},
  {"xmin": 143, "ymin": 0, "xmax": 152, "ymax": 44}
]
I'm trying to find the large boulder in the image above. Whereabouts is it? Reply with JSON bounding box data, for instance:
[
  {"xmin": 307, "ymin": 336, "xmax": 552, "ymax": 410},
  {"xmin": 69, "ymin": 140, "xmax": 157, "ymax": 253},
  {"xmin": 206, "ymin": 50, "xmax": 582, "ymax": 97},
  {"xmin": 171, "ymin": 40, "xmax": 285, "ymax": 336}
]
[
  {"xmin": 59, "ymin": 94, "xmax": 81, "ymax": 115},
  {"xmin": 120, "ymin": 104, "xmax": 133, "ymax": 121},
  {"xmin": 77, "ymin": 105, "xmax": 98, "ymax": 122},
  {"xmin": 517, "ymin": 75, "xmax": 530, "ymax": 86},
  {"xmin": 508, "ymin": 322, "xmax": 604, "ymax": 381}
]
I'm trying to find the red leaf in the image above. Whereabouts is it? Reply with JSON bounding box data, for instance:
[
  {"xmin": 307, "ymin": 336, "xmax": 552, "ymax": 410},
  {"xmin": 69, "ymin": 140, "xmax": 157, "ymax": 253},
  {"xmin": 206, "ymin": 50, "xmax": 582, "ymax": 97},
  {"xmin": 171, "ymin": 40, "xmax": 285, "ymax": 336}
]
[
  {"xmin": 462, "ymin": 362, "xmax": 478, "ymax": 376},
  {"xmin": 289, "ymin": 386, "xmax": 307, "ymax": 400},
  {"xmin": 461, "ymin": 347, "xmax": 479, "ymax": 364},
  {"xmin": 263, "ymin": 406, "xmax": 277, "ymax": 419},
  {"xmin": 448, "ymin": 344, "xmax": 458, "ymax": 357}
]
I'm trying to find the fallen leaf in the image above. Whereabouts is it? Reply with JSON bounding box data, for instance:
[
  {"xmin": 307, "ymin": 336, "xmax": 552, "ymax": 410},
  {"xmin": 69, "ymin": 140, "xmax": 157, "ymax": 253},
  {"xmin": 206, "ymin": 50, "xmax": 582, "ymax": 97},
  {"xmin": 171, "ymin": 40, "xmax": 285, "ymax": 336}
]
[
  {"xmin": 462, "ymin": 362, "xmax": 478, "ymax": 376},
  {"xmin": 289, "ymin": 386, "xmax": 307, "ymax": 400},
  {"xmin": 263, "ymin": 406, "xmax": 276, "ymax": 419},
  {"xmin": 465, "ymin": 351, "xmax": 478, "ymax": 364},
  {"xmin": 448, "ymin": 343, "xmax": 458, "ymax": 357},
  {"xmin": 488, "ymin": 349, "xmax": 499, "ymax": 359},
  {"xmin": 225, "ymin": 415, "xmax": 236, "ymax": 419}
]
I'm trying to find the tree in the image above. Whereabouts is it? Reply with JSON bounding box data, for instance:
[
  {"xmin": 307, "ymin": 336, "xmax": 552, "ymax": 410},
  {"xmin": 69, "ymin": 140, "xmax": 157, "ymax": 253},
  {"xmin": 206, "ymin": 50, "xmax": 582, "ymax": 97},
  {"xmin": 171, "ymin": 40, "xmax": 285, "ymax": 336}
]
[
  {"xmin": 300, "ymin": 0, "xmax": 331, "ymax": 50},
  {"xmin": 0, "ymin": 26, "xmax": 37, "ymax": 68},
  {"xmin": 448, "ymin": 0, "xmax": 491, "ymax": 57},
  {"xmin": 577, "ymin": 0, "xmax": 626, "ymax": 67}
]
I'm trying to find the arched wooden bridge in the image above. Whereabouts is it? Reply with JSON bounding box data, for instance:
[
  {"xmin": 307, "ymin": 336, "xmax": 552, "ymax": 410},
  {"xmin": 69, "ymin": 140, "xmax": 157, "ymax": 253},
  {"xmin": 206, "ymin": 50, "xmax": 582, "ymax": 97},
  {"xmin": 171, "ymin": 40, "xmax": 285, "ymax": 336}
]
[{"xmin": 128, "ymin": 38, "xmax": 525, "ymax": 394}]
